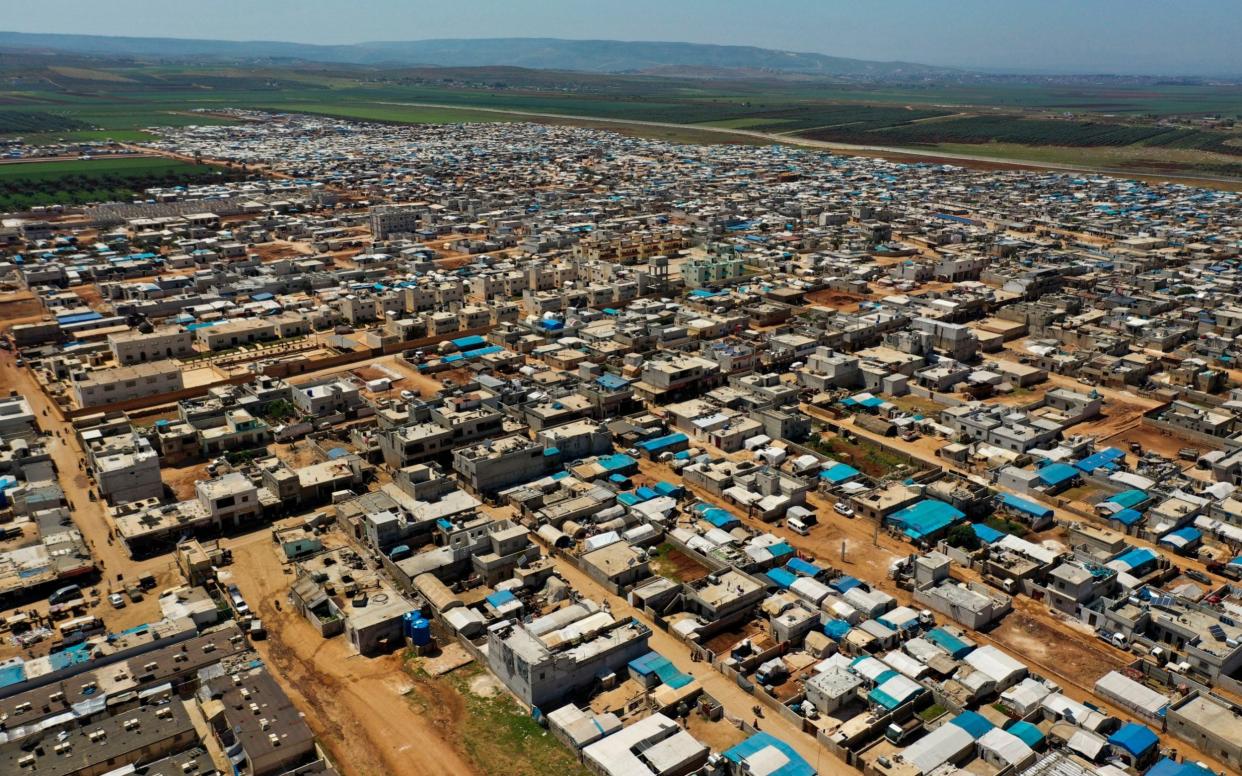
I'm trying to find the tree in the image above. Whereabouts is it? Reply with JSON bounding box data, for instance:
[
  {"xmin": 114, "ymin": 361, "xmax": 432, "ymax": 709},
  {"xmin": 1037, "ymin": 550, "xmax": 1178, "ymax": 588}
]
[
  {"xmin": 264, "ymin": 399, "xmax": 297, "ymax": 423},
  {"xmin": 946, "ymin": 524, "xmax": 981, "ymax": 552}
]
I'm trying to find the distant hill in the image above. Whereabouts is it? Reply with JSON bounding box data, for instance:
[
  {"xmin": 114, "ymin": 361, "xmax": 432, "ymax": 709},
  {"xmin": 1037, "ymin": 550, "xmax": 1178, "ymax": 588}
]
[{"xmin": 0, "ymin": 31, "xmax": 958, "ymax": 78}]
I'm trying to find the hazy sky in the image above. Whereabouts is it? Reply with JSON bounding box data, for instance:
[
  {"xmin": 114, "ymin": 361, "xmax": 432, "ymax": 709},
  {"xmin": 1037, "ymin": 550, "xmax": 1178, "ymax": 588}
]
[{"xmin": 9, "ymin": 0, "xmax": 1242, "ymax": 75}]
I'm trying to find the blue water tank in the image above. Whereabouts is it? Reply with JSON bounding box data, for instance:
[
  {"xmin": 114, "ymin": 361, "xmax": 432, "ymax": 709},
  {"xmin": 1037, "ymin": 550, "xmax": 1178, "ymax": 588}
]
[{"xmin": 409, "ymin": 616, "xmax": 431, "ymax": 646}]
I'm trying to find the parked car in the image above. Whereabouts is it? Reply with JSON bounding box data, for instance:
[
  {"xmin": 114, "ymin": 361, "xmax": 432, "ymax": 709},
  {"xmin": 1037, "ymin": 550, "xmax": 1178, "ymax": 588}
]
[
  {"xmin": 1185, "ymin": 569, "xmax": 1212, "ymax": 585},
  {"xmin": 833, "ymin": 501, "xmax": 855, "ymax": 517},
  {"xmin": 108, "ymin": 593, "xmax": 126, "ymax": 608}
]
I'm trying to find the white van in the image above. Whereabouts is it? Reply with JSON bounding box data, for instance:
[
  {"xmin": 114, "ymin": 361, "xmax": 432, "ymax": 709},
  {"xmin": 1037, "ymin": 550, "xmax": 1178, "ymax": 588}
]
[{"xmin": 787, "ymin": 517, "xmax": 811, "ymax": 536}]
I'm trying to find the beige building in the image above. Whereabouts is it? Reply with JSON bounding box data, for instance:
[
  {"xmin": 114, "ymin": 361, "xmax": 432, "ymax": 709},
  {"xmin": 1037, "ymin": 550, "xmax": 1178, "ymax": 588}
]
[
  {"xmin": 195, "ymin": 318, "xmax": 277, "ymax": 350},
  {"xmin": 72, "ymin": 362, "xmax": 185, "ymax": 409},
  {"xmin": 107, "ymin": 326, "xmax": 194, "ymax": 365}
]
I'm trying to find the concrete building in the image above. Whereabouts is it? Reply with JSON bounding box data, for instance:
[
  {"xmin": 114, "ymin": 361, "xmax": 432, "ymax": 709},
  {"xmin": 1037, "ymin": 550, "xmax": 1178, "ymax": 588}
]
[
  {"xmin": 108, "ymin": 325, "xmax": 195, "ymax": 365},
  {"xmin": 195, "ymin": 318, "xmax": 277, "ymax": 350},
  {"xmin": 72, "ymin": 362, "xmax": 185, "ymax": 409},
  {"xmin": 487, "ymin": 613, "xmax": 651, "ymax": 708},
  {"xmin": 453, "ymin": 435, "xmax": 558, "ymax": 497},
  {"xmin": 1166, "ymin": 692, "xmax": 1242, "ymax": 772},
  {"xmin": 85, "ymin": 428, "xmax": 164, "ymax": 505},
  {"xmin": 291, "ymin": 378, "xmax": 363, "ymax": 416},
  {"xmin": 582, "ymin": 713, "xmax": 708, "ymax": 776}
]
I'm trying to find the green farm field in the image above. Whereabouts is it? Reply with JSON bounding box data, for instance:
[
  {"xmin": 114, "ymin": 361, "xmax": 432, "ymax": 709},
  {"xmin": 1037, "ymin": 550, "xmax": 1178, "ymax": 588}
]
[
  {"xmin": 0, "ymin": 156, "xmax": 243, "ymax": 210},
  {"xmin": 3, "ymin": 59, "xmax": 1242, "ymax": 180}
]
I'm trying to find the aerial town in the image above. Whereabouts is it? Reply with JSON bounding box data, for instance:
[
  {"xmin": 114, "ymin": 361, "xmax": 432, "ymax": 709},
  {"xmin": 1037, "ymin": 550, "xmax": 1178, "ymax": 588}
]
[{"xmin": 2, "ymin": 110, "xmax": 1242, "ymax": 776}]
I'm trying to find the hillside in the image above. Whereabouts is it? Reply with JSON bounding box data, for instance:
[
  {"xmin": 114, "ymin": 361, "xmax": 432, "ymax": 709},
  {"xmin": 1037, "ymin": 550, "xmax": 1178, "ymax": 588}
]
[{"xmin": 0, "ymin": 31, "xmax": 956, "ymax": 78}]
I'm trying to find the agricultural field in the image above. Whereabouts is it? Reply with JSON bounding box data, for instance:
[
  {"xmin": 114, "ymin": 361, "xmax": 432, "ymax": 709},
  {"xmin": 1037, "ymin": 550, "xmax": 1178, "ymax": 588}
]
[
  {"xmin": 799, "ymin": 114, "xmax": 1242, "ymax": 156},
  {"xmin": 0, "ymin": 110, "xmax": 91, "ymax": 133},
  {"xmin": 3, "ymin": 58, "xmax": 1242, "ymax": 179},
  {"xmin": 0, "ymin": 156, "xmax": 244, "ymax": 210}
]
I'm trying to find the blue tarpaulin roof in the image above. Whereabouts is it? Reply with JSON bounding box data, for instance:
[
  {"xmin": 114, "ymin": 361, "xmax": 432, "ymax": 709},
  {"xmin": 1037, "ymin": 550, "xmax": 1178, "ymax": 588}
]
[
  {"xmin": 820, "ymin": 462, "xmax": 861, "ymax": 483},
  {"xmin": 653, "ymin": 481, "xmax": 683, "ymax": 497},
  {"xmin": 948, "ymin": 710, "xmax": 998, "ymax": 739},
  {"xmin": 973, "ymin": 523, "xmax": 1005, "ymax": 544},
  {"xmin": 785, "ymin": 557, "xmax": 821, "ymax": 577},
  {"xmin": 766, "ymin": 568, "xmax": 797, "ymax": 589},
  {"xmin": 628, "ymin": 651, "xmax": 693, "ymax": 689},
  {"xmin": 998, "ymin": 493, "xmax": 1053, "ymax": 519},
  {"xmin": 451, "ymin": 335, "xmax": 486, "ymax": 348},
  {"xmin": 926, "ymin": 627, "xmax": 973, "ymax": 658},
  {"xmin": 831, "ymin": 575, "xmax": 862, "ymax": 593},
  {"xmin": 598, "ymin": 454, "xmax": 637, "ymax": 472},
  {"xmin": 595, "ymin": 373, "xmax": 630, "ymax": 390},
  {"xmin": 1146, "ymin": 759, "xmax": 1215, "ymax": 776},
  {"xmin": 888, "ymin": 499, "xmax": 965, "ymax": 540},
  {"xmin": 698, "ymin": 506, "xmax": 738, "ymax": 529},
  {"xmin": 0, "ymin": 661, "xmax": 25, "ymax": 688},
  {"xmin": 1160, "ymin": 526, "xmax": 1202, "ymax": 548},
  {"xmin": 1075, "ymin": 447, "xmax": 1126, "ymax": 472},
  {"xmin": 1006, "ymin": 721, "xmax": 1045, "ymax": 748},
  {"xmin": 1107, "ymin": 489, "xmax": 1149, "ymax": 509},
  {"xmin": 951, "ymin": 711, "xmax": 995, "ymax": 739},
  {"xmin": 462, "ymin": 345, "xmax": 503, "ymax": 359},
  {"xmin": 56, "ymin": 311, "xmax": 103, "ymax": 325},
  {"xmin": 636, "ymin": 433, "xmax": 688, "ymax": 453},
  {"xmin": 617, "ymin": 492, "xmax": 646, "ymax": 507},
  {"xmin": 1108, "ymin": 722, "xmax": 1158, "ymax": 757},
  {"xmin": 1038, "ymin": 463, "xmax": 1080, "ymax": 486},
  {"xmin": 722, "ymin": 733, "xmax": 815, "ymax": 776},
  {"xmin": 869, "ymin": 674, "xmax": 923, "ymax": 709},
  {"xmin": 485, "ymin": 589, "xmax": 517, "ymax": 608},
  {"xmin": 768, "ymin": 541, "xmax": 794, "ymax": 559},
  {"xmin": 1113, "ymin": 508, "xmax": 1145, "ymax": 526},
  {"xmin": 1114, "ymin": 547, "xmax": 1158, "ymax": 570},
  {"xmin": 824, "ymin": 619, "xmax": 852, "ymax": 640}
]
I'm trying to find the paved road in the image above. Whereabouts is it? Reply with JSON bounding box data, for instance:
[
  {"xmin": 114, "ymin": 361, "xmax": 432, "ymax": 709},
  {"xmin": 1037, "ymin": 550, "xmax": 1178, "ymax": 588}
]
[{"xmin": 377, "ymin": 101, "xmax": 1242, "ymax": 188}]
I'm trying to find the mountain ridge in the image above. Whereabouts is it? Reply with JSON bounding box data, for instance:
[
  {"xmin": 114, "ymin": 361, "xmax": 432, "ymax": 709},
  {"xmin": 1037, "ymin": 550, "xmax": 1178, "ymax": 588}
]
[{"xmin": 0, "ymin": 31, "xmax": 959, "ymax": 77}]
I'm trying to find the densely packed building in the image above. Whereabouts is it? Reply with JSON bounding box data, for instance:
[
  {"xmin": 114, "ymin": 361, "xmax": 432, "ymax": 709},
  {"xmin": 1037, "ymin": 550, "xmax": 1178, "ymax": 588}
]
[{"xmin": 2, "ymin": 111, "xmax": 1242, "ymax": 776}]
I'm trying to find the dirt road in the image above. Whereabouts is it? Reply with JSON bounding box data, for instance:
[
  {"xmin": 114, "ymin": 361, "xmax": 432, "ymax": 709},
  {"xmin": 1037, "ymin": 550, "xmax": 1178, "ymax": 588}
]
[
  {"xmin": 0, "ymin": 347, "xmax": 172, "ymax": 582},
  {"xmin": 800, "ymin": 402, "xmax": 1232, "ymax": 585},
  {"xmin": 225, "ymin": 539, "xmax": 476, "ymax": 776},
  {"xmin": 544, "ymin": 552, "xmax": 849, "ymax": 775}
]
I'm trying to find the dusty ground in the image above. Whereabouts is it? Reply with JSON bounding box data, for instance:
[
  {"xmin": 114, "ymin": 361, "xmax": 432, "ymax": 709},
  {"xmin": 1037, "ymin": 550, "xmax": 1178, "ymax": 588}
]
[
  {"xmin": 164, "ymin": 460, "xmax": 213, "ymax": 501},
  {"xmin": 0, "ymin": 348, "xmax": 170, "ymax": 583},
  {"xmin": 225, "ymin": 537, "xmax": 477, "ymax": 776},
  {"xmin": 804, "ymin": 288, "xmax": 867, "ymax": 312},
  {"xmin": 686, "ymin": 713, "xmax": 749, "ymax": 752},
  {"xmin": 990, "ymin": 601, "xmax": 1128, "ymax": 682},
  {"xmin": 1069, "ymin": 397, "xmax": 1150, "ymax": 439},
  {"xmin": 0, "ymin": 291, "xmax": 45, "ymax": 330},
  {"xmin": 272, "ymin": 439, "xmax": 323, "ymax": 469},
  {"xmin": 382, "ymin": 355, "xmax": 463, "ymax": 398},
  {"xmin": 652, "ymin": 545, "xmax": 711, "ymax": 583},
  {"xmin": 72, "ymin": 284, "xmax": 104, "ymax": 310},
  {"xmin": 0, "ymin": 564, "xmax": 178, "ymax": 661},
  {"xmin": 1107, "ymin": 424, "xmax": 1212, "ymax": 466}
]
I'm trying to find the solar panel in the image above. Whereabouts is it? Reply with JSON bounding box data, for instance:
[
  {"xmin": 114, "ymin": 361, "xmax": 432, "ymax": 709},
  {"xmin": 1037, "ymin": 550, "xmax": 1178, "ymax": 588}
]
[
  {"xmin": 1151, "ymin": 595, "xmax": 1177, "ymax": 609},
  {"xmin": 1208, "ymin": 624, "xmax": 1227, "ymax": 641}
]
